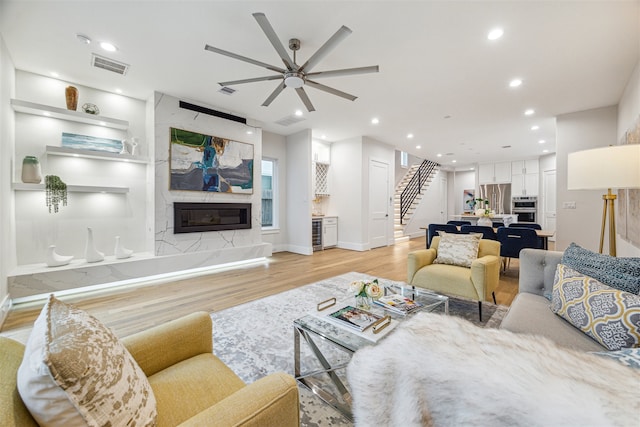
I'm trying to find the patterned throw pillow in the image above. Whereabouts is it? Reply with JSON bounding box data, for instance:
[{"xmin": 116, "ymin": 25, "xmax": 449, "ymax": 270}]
[
  {"xmin": 433, "ymin": 231, "xmax": 481, "ymax": 268},
  {"xmin": 17, "ymin": 295, "xmax": 157, "ymax": 427},
  {"xmin": 561, "ymin": 242, "xmax": 640, "ymax": 294},
  {"xmin": 592, "ymin": 348, "xmax": 640, "ymax": 370},
  {"xmin": 551, "ymin": 264, "xmax": 640, "ymax": 351}
]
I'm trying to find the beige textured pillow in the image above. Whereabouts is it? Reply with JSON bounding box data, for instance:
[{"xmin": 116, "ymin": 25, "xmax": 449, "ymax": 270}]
[
  {"xmin": 433, "ymin": 231, "xmax": 481, "ymax": 267},
  {"xmin": 17, "ymin": 295, "xmax": 157, "ymax": 427}
]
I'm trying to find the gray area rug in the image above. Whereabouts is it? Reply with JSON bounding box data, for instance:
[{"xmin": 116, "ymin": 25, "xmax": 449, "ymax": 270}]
[{"xmin": 211, "ymin": 272, "xmax": 508, "ymax": 426}]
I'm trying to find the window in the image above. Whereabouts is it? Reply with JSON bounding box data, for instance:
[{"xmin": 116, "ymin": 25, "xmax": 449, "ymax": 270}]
[
  {"xmin": 400, "ymin": 151, "xmax": 409, "ymax": 168},
  {"xmin": 261, "ymin": 158, "xmax": 278, "ymax": 228}
]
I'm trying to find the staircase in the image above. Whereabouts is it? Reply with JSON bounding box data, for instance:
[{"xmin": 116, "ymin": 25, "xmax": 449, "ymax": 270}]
[{"xmin": 394, "ymin": 160, "xmax": 439, "ymax": 243}]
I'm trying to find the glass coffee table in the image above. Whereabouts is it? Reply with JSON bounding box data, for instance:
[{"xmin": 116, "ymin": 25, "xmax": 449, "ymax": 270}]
[{"xmin": 293, "ymin": 282, "xmax": 448, "ymax": 420}]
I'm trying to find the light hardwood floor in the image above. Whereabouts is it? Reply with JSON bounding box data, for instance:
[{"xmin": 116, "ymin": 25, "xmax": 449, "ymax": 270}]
[{"xmin": 1, "ymin": 237, "xmax": 525, "ymax": 343}]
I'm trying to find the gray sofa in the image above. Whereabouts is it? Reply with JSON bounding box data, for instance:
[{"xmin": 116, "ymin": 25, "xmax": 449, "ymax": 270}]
[{"xmin": 500, "ymin": 248, "xmax": 605, "ymax": 352}]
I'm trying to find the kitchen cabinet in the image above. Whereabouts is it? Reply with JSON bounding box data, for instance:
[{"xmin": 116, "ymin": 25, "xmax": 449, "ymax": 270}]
[
  {"xmin": 478, "ymin": 162, "xmax": 511, "ymax": 184},
  {"xmin": 511, "ymin": 159, "xmax": 539, "ymax": 196},
  {"xmin": 322, "ymin": 217, "xmax": 338, "ymax": 248},
  {"xmin": 312, "ymin": 140, "xmax": 331, "ymax": 164}
]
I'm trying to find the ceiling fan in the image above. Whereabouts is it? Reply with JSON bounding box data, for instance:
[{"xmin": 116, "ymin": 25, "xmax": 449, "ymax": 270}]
[{"xmin": 204, "ymin": 12, "xmax": 379, "ymax": 112}]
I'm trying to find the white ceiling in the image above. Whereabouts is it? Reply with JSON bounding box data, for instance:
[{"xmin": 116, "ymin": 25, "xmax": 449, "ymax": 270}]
[{"xmin": 1, "ymin": 1, "xmax": 638, "ymax": 169}]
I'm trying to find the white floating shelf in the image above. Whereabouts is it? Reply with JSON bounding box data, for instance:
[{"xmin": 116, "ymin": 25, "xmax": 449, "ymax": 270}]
[
  {"xmin": 11, "ymin": 99, "xmax": 129, "ymax": 130},
  {"xmin": 45, "ymin": 145, "xmax": 147, "ymax": 164},
  {"xmin": 12, "ymin": 182, "xmax": 129, "ymax": 194}
]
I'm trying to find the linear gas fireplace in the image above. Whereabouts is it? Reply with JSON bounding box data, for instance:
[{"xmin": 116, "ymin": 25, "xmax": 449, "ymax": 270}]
[{"xmin": 174, "ymin": 202, "xmax": 251, "ymax": 233}]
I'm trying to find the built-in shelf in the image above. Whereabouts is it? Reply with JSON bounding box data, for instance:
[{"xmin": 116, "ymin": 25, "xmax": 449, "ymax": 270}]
[
  {"xmin": 11, "ymin": 98, "xmax": 129, "ymax": 130},
  {"xmin": 45, "ymin": 145, "xmax": 147, "ymax": 164},
  {"xmin": 12, "ymin": 182, "xmax": 129, "ymax": 194},
  {"xmin": 9, "ymin": 252, "xmax": 156, "ymax": 277}
]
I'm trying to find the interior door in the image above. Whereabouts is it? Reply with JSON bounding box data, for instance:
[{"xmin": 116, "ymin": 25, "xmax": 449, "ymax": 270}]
[
  {"xmin": 543, "ymin": 169, "xmax": 556, "ymax": 241},
  {"xmin": 369, "ymin": 159, "xmax": 389, "ymax": 249}
]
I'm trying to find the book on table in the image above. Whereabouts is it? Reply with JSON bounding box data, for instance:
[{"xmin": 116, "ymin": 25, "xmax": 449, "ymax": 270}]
[
  {"xmin": 326, "ymin": 305, "xmax": 383, "ymax": 332},
  {"xmin": 374, "ymin": 294, "xmax": 423, "ymax": 315}
]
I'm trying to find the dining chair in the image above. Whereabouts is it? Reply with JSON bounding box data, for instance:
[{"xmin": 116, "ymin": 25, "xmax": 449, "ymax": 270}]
[
  {"xmin": 491, "ymin": 221, "xmax": 504, "ymax": 228},
  {"xmin": 427, "ymin": 224, "xmax": 459, "ymax": 248},
  {"xmin": 508, "ymin": 223, "xmax": 543, "ymax": 248},
  {"xmin": 446, "ymin": 220, "xmax": 472, "ymax": 226},
  {"xmin": 460, "ymin": 225, "xmax": 498, "ymax": 241},
  {"xmin": 496, "ymin": 227, "xmax": 540, "ymax": 271}
]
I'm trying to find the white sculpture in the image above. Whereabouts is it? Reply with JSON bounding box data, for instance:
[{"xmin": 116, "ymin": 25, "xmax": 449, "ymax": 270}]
[
  {"xmin": 45, "ymin": 245, "xmax": 73, "ymax": 267},
  {"xmin": 85, "ymin": 227, "xmax": 104, "ymax": 263},
  {"xmin": 114, "ymin": 236, "xmax": 133, "ymax": 259}
]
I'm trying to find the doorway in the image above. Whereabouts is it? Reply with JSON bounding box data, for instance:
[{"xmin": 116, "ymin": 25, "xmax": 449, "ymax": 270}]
[{"xmin": 369, "ymin": 159, "xmax": 390, "ymax": 249}]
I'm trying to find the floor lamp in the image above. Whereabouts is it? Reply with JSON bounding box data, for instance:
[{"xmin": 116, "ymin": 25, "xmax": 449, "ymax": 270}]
[{"xmin": 567, "ymin": 144, "xmax": 640, "ymax": 256}]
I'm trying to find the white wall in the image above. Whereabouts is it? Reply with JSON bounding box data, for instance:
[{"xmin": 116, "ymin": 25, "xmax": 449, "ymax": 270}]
[
  {"xmin": 555, "ymin": 105, "xmax": 618, "ymax": 252},
  {"xmin": 329, "ymin": 137, "xmax": 364, "ymax": 250},
  {"xmin": 13, "ymin": 72, "xmax": 149, "ymax": 264},
  {"xmin": 615, "ymin": 59, "xmax": 640, "ymax": 257},
  {"xmin": 285, "ymin": 129, "xmax": 312, "ymax": 255},
  {"xmin": 262, "ymin": 131, "xmax": 288, "ymax": 252},
  {"xmin": 0, "ymin": 34, "xmax": 16, "ymax": 323}
]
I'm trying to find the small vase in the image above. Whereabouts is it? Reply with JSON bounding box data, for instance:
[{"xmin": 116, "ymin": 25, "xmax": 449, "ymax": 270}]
[
  {"xmin": 355, "ymin": 294, "xmax": 372, "ymax": 311},
  {"xmin": 65, "ymin": 86, "xmax": 78, "ymax": 111},
  {"xmin": 85, "ymin": 227, "xmax": 104, "ymax": 263},
  {"xmin": 477, "ymin": 216, "xmax": 493, "ymax": 227},
  {"xmin": 45, "ymin": 245, "xmax": 73, "ymax": 267},
  {"xmin": 114, "ymin": 236, "xmax": 133, "ymax": 259},
  {"xmin": 21, "ymin": 156, "xmax": 42, "ymax": 183}
]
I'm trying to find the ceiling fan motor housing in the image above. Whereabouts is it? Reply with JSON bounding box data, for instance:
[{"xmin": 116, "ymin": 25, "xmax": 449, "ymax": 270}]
[{"xmin": 284, "ymin": 71, "xmax": 305, "ymax": 88}]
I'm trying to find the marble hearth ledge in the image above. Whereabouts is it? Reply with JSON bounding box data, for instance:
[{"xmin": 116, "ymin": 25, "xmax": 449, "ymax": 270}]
[{"xmin": 8, "ymin": 243, "xmax": 272, "ymax": 301}]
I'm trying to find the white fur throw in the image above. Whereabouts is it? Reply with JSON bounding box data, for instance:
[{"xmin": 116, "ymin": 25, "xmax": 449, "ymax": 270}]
[{"xmin": 347, "ymin": 312, "xmax": 640, "ymax": 427}]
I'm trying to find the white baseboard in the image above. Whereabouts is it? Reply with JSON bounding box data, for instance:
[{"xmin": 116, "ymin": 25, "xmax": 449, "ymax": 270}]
[
  {"xmin": 0, "ymin": 294, "xmax": 12, "ymax": 329},
  {"xmin": 337, "ymin": 241, "xmax": 368, "ymax": 251},
  {"xmin": 286, "ymin": 244, "xmax": 313, "ymax": 255}
]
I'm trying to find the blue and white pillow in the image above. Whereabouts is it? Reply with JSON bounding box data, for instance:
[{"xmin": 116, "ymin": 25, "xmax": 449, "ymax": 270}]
[
  {"xmin": 592, "ymin": 348, "xmax": 640, "ymax": 370},
  {"xmin": 561, "ymin": 242, "xmax": 640, "ymax": 294}
]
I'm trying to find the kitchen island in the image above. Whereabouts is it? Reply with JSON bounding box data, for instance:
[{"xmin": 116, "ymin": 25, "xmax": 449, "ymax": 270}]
[{"xmin": 450, "ymin": 214, "xmax": 518, "ymax": 226}]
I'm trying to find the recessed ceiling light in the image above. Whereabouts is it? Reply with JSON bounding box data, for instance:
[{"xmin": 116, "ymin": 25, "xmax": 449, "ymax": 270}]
[
  {"xmin": 321, "ymin": 134, "xmax": 327, "ymax": 140},
  {"xmin": 524, "ymin": 109, "xmax": 535, "ymax": 116},
  {"xmin": 542, "ymin": 149, "xmax": 549, "ymax": 153},
  {"xmin": 452, "ymin": 160, "xmax": 457, "ymax": 163},
  {"xmin": 416, "ymin": 145, "xmax": 421, "ymax": 149},
  {"xmin": 437, "ymin": 153, "xmax": 442, "ymax": 157},
  {"xmin": 371, "ymin": 118, "xmax": 379, "ymax": 125},
  {"xmin": 99, "ymin": 41, "xmax": 117, "ymax": 52},
  {"xmin": 469, "ymin": 167, "xmax": 475, "ymax": 171},
  {"xmin": 531, "ymin": 125, "xmax": 539, "ymax": 131},
  {"xmin": 115, "ymin": 88, "xmax": 123, "ymax": 94},
  {"xmin": 487, "ymin": 28, "xmax": 504, "ymax": 40},
  {"xmin": 538, "ymin": 139, "xmax": 546, "ymax": 144},
  {"xmin": 99, "ymin": 121, "xmax": 107, "ymax": 126},
  {"xmin": 50, "ymin": 71, "xmax": 59, "ymax": 78},
  {"xmin": 509, "ymin": 79, "xmax": 523, "ymax": 88},
  {"xmin": 407, "ymin": 133, "xmax": 414, "ymax": 139},
  {"xmin": 43, "ymin": 112, "xmax": 51, "ymax": 117},
  {"xmin": 294, "ymin": 110, "xmax": 303, "ymax": 117},
  {"xmin": 246, "ymin": 130, "xmax": 253, "ymax": 135}
]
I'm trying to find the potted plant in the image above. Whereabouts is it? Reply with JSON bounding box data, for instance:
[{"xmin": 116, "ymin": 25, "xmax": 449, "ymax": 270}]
[{"xmin": 45, "ymin": 175, "xmax": 67, "ymax": 213}]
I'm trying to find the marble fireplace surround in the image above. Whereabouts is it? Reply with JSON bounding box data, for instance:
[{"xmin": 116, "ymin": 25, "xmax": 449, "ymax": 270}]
[{"xmin": 9, "ymin": 91, "xmax": 270, "ymax": 300}]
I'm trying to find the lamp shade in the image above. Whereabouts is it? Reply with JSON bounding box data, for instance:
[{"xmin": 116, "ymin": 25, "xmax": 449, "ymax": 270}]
[{"xmin": 567, "ymin": 144, "xmax": 640, "ymax": 190}]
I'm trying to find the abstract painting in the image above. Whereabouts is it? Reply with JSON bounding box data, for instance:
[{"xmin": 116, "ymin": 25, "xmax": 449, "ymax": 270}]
[
  {"xmin": 170, "ymin": 127, "xmax": 253, "ymax": 193},
  {"xmin": 61, "ymin": 132, "xmax": 123, "ymax": 153},
  {"xmin": 463, "ymin": 189, "xmax": 475, "ymax": 213}
]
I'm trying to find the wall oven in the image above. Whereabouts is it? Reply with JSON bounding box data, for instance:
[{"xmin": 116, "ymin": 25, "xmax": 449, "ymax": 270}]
[{"xmin": 512, "ymin": 196, "xmax": 537, "ymax": 223}]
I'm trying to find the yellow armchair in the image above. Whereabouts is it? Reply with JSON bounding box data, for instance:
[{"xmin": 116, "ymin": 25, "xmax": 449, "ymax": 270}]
[
  {"xmin": 1, "ymin": 312, "xmax": 300, "ymax": 427},
  {"xmin": 408, "ymin": 236, "xmax": 501, "ymax": 320}
]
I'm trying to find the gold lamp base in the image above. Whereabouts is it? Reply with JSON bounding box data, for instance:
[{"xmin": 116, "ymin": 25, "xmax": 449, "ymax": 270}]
[{"xmin": 599, "ymin": 188, "xmax": 617, "ymax": 256}]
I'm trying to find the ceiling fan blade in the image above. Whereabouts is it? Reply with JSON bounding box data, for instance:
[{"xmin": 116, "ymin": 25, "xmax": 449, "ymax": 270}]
[
  {"xmin": 305, "ymin": 80, "xmax": 357, "ymax": 101},
  {"xmin": 252, "ymin": 12, "xmax": 296, "ymax": 71},
  {"xmin": 262, "ymin": 81, "xmax": 287, "ymax": 107},
  {"xmin": 220, "ymin": 75, "xmax": 283, "ymax": 86},
  {"xmin": 295, "ymin": 87, "xmax": 316, "ymax": 112},
  {"xmin": 306, "ymin": 65, "xmax": 379, "ymax": 79},
  {"xmin": 204, "ymin": 44, "xmax": 286, "ymax": 74},
  {"xmin": 299, "ymin": 25, "xmax": 352, "ymax": 73}
]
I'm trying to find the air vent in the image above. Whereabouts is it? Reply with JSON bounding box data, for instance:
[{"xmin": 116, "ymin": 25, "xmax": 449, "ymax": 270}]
[
  {"xmin": 218, "ymin": 86, "xmax": 237, "ymax": 95},
  {"xmin": 91, "ymin": 53, "xmax": 129, "ymax": 75},
  {"xmin": 275, "ymin": 114, "xmax": 306, "ymax": 127}
]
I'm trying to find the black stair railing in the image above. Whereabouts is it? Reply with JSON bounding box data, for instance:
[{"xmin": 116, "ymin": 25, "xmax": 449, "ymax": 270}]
[{"xmin": 400, "ymin": 159, "xmax": 439, "ymax": 224}]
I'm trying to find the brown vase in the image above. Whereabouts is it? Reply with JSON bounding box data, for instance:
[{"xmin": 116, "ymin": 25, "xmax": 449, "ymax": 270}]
[{"xmin": 65, "ymin": 86, "xmax": 78, "ymax": 111}]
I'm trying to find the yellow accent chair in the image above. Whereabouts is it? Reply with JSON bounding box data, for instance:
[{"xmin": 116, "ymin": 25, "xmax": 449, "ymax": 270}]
[
  {"xmin": 1, "ymin": 312, "xmax": 300, "ymax": 427},
  {"xmin": 407, "ymin": 236, "xmax": 501, "ymax": 320}
]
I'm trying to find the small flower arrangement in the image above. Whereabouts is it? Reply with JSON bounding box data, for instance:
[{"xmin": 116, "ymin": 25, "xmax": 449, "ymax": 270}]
[
  {"xmin": 474, "ymin": 207, "xmax": 495, "ymax": 218},
  {"xmin": 349, "ymin": 279, "xmax": 383, "ymax": 310}
]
